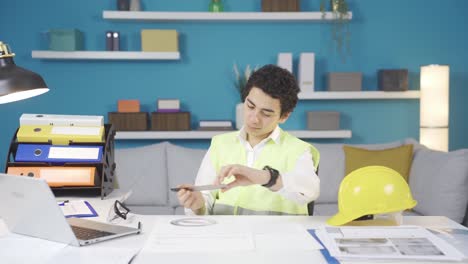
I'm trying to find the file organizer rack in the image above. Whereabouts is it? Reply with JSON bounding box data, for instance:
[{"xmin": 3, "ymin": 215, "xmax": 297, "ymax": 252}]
[{"xmin": 5, "ymin": 124, "xmax": 116, "ymax": 199}]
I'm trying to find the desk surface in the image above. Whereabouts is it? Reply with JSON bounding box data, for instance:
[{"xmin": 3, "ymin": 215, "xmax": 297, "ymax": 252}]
[{"xmin": 1, "ymin": 196, "xmax": 467, "ymax": 264}]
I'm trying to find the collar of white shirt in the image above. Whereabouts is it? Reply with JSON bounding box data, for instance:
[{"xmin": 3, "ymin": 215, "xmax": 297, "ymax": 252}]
[{"xmin": 237, "ymin": 125, "xmax": 281, "ymax": 149}]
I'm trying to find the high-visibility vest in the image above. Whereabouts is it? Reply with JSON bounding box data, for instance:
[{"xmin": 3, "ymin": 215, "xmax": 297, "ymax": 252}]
[{"xmin": 209, "ymin": 128, "xmax": 320, "ymax": 215}]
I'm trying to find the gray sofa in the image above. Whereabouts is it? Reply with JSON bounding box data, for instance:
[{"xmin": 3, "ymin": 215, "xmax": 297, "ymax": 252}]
[{"xmin": 115, "ymin": 139, "xmax": 468, "ymax": 226}]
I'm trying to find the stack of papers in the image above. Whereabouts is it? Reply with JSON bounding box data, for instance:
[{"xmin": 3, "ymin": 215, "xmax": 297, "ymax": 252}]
[{"xmin": 312, "ymin": 226, "xmax": 465, "ymax": 262}]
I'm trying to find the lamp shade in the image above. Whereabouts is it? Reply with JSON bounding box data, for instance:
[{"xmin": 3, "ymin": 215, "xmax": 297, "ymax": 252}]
[
  {"xmin": 420, "ymin": 64, "xmax": 450, "ymax": 151},
  {"xmin": 0, "ymin": 41, "xmax": 49, "ymax": 104}
]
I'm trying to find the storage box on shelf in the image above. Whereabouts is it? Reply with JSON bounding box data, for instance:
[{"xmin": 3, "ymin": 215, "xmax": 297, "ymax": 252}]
[
  {"xmin": 4, "ymin": 124, "xmax": 116, "ymax": 199},
  {"xmin": 108, "ymin": 112, "xmax": 148, "ymax": 131},
  {"xmin": 151, "ymin": 112, "xmax": 190, "ymax": 131},
  {"xmin": 307, "ymin": 111, "xmax": 340, "ymax": 130},
  {"xmin": 48, "ymin": 29, "xmax": 84, "ymax": 51}
]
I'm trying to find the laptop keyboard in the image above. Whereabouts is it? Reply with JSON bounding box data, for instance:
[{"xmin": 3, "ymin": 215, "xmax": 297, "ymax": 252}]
[{"xmin": 71, "ymin": 225, "xmax": 115, "ymax": 240}]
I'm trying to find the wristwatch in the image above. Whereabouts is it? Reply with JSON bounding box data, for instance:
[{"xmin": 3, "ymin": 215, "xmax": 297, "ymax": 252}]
[{"xmin": 262, "ymin": 165, "xmax": 279, "ymax": 188}]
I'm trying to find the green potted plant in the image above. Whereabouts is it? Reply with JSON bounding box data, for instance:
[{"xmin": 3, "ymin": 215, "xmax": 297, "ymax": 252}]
[{"xmin": 320, "ymin": 0, "xmax": 351, "ymax": 62}]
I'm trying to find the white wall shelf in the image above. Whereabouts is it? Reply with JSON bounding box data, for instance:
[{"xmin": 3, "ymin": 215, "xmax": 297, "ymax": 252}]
[
  {"xmin": 298, "ymin": 91, "xmax": 420, "ymax": 100},
  {"xmin": 31, "ymin": 51, "xmax": 180, "ymax": 60},
  {"xmin": 115, "ymin": 130, "xmax": 352, "ymax": 140},
  {"xmin": 102, "ymin": 11, "xmax": 352, "ymax": 22}
]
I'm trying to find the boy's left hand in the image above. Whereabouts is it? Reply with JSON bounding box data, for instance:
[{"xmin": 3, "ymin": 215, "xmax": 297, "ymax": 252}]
[{"xmin": 215, "ymin": 164, "xmax": 270, "ymax": 191}]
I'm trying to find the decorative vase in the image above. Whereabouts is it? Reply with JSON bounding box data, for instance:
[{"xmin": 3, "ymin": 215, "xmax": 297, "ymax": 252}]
[
  {"xmin": 130, "ymin": 0, "xmax": 141, "ymax": 11},
  {"xmin": 209, "ymin": 0, "xmax": 224, "ymax": 12},
  {"xmin": 117, "ymin": 0, "xmax": 130, "ymax": 11},
  {"xmin": 236, "ymin": 102, "xmax": 244, "ymax": 130}
]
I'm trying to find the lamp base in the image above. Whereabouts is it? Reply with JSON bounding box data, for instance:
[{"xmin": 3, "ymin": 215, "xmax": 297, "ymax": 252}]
[{"xmin": 420, "ymin": 127, "xmax": 448, "ymax": 152}]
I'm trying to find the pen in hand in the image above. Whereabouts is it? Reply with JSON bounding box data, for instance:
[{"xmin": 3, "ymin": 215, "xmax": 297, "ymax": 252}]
[{"xmin": 170, "ymin": 184, "xmax": 228, "ymax": 192}]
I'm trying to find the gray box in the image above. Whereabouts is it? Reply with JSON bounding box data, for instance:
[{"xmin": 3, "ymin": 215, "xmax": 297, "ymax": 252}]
[
  {"xmin": 307, "ymin": 111, "xmax": 340, "ymax": 130},
  {"xmin": 328, "ymin": 72, "xmax": 362, "ymax": 91},
  {"xmin": 378, "ymin": 69, "xmax": 408, "ymax": 91}
]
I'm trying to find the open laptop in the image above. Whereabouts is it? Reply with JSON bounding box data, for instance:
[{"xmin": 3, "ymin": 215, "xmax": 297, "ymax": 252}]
[{"xmin": 0, "ymin": 173, "xmax": 141, "ymax": 246}]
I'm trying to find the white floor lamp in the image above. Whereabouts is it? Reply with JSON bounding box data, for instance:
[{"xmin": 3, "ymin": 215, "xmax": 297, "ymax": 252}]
[{"xmin": 420, "ymin": 64, "xmax": 450, "ymax": 152}]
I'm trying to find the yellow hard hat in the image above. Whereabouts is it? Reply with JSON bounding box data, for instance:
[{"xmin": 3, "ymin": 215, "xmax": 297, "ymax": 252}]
[{"xmin": 327, "ymin": 166, "xmax": 417, "ymax": 226}]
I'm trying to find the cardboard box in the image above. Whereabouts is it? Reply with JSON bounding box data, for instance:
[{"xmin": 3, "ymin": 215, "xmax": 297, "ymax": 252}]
[
  {"xmin": 118, "ymin": 100, "xmax": 140, "ymax": 113},
  {"xmin": 49, "ymin": 29, "xmax": 84, "ymax": 51},
  {"xmin": 378, "ymin": 69, "xmax": 408, "ymax": 91},
  {"xmin": 328, "ymin": 72, "xmax": 362, "ymax": 91},
  {"xmin": 307, "ymin": 111, "xmax": 340, "ymax": 130},
  {"xmin": 141, "ymin": 30, "xmax": 178, "ymax": 52},
  {"xmin": 262, "ymin": 0, "xmax": 300, "ymax": 11},
  {"xmin": 108, "ymin": 112, "xmax": 148, "ymax": 131},
  {"xmin": 151, "ymin": 112, "xmax": 190, "ymax": 131}
]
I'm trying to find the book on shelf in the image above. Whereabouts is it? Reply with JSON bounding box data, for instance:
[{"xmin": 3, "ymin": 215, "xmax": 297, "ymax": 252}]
[
  {"xmin": 157, "ymin": 99, "xmax": 180, "ymax": 112},
  {"xmin": 199, "ymin": 120, "xmax": 233, "ymax": 128},
  {"xmin": 197, "ymin": 126, "xmax": 234, "ymax": 131}
]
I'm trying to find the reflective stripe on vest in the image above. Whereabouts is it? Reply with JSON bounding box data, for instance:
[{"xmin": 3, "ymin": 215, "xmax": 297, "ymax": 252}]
[{"xmin": 210, "ymin": 128, "xmax": 320, "ymax": 215}]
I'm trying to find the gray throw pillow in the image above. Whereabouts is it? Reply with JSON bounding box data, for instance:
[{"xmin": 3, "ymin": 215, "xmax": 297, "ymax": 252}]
[
  {"xmin": 114, "ymin": 142, "xmax": 168, "ymax": 206},
  {"xmin": 166, "ymin": 143, "xmax": 207, "ymax": 207},
  {"xmin": 407, "ymin": 140, "xmax": 468, "ymax": 223}
]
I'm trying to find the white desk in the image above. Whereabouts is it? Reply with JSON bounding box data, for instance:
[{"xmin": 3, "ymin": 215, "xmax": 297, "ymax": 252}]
[{"xmin": 1, "ymin": 196, "xmax": 467, "ymax": 264}]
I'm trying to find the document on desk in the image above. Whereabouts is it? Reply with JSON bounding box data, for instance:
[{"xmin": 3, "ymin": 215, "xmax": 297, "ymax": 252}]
[
  {"xmin": 253, "ymin": 221, "xmax": 323, "ymax": 251},
  {"xmin": 429, "ymin": 227, "xmax": 468, "ymax": 259},
  {"xmin": 315, "ymin": 225, "xmax": 465, "ymax": 261},
  {"xmin": 58, "ymin": 200, "xmax": 98, "ymax": 218},
  {"xmin": 0, "ymin": 233, "xmax": 67, "ymax": 264},
  {"xmin": 140, "ymin": 217, "xmax": 255, "ymax": 253}
]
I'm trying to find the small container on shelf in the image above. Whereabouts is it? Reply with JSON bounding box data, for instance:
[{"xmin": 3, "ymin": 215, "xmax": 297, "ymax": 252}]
[
  {"xmin": 108, "ymin": 112, "xmax": 148, "ymax": 131},
  {"xmin": 118, "ymin": 99, "xmax": 140, "ymax": 113},
  {"xmin": 141, "ymin": 30, "xmax": 179, "ymax": 52},
  {"xmin": 48, "ymin": 29, "xmax": 84, "ymax": 51},
  {"xmin": 378, "ymin": 69, "xmax": 408, "ymax": 91},
  {"xmin": 328, "ymin": 72, "xmax": 362, "ymax": 91},
  {"xmin": 151, "ymin": 112, "xmax": 190, "ymax": 131},
  {"xmin": 307, "ymin": 111, "xmax": 340, "ymax": 130},
  {"xmin": 117, "ymin": 0, "xmax": 130, "ymax": 11},
  {"xmin": 262, "ymin": 0, "xmax": 300, "ymax": 12}
]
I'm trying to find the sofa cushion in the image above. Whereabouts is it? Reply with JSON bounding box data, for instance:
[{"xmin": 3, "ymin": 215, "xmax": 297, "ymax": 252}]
[
  {"xmin": 343, "ymin": 144, "xmax": 414, "ymax": 182},
  {"xmin": 126, "ymin": 205, "xmax": 174, "ymax": 215},
  {"xmin": 167, "ymin": 143, "xmax": 207, "ymax": 207},
  {"xmin": 314, "ymin": 203, "xmax": 339, "ymax": 216},
  {"xmin": 314, "ymin": 140, "xmax": 404, "ymax": 203},
  {"xmin": 405, "ymin": 139, "xmax": 468, "ymax": 223},
  {"xmin": 115, "ymin": 142, "xmax": 168, "ymax": 206}
]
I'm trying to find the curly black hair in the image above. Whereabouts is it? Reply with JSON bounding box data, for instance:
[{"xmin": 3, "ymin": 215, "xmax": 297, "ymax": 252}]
[{"xmin": 242, "ymin": 64, "xmax": 300, "ymax": 117}]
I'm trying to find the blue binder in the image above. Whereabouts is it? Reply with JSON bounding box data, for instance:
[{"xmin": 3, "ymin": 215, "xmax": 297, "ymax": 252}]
[{"xmin": 15, "ymin": 144, "xmax": 103, "ymax": 163}]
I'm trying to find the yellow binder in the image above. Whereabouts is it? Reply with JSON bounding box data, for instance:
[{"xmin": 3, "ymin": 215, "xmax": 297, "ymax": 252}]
[
  {"xmin": 17, "ymin": 125, "xmax": 104, "ymax": 145},
  {"xmin": 7, "ymin": 166, "xmax": 97, "ymax": 187}
]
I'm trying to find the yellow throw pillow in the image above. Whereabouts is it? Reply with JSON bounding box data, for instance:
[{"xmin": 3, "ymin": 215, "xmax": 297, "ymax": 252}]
[{"xmin": 343, "ymin": 144, "xmax": 414, "ymax": 182}]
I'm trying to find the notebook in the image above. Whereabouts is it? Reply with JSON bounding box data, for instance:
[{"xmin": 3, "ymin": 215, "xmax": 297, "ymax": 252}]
[{"xmin": 0, "ymin": 173, "xmax": 141, "ymax": 246}]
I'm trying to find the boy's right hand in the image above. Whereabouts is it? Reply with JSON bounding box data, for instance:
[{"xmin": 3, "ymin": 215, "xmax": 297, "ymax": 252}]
[{"xmin": 176, "ymin": 184, "xmax": 206, "ymax": 215}]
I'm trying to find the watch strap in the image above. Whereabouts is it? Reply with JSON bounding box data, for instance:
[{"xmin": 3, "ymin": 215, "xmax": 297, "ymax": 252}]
[{"xmin": 262, "ymin": 165, "xmax": 279, "ymax": 188}]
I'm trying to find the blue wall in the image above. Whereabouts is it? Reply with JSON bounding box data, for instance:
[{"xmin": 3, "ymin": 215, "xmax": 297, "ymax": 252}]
[{"xmin": 1, "ymin": 0, "xmax": 468, "ymax": 172}]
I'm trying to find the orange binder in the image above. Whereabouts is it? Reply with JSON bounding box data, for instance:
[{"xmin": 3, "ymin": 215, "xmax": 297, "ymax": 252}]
[{"xmin": 7, "ymin": 167, "xmax": 96, "ymax": 187}]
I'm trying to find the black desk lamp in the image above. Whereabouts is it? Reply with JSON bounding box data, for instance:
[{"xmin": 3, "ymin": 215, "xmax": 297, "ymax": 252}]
[{"xmin": 0, "ymin": 41, "xmax": 49, "ymax": 104}]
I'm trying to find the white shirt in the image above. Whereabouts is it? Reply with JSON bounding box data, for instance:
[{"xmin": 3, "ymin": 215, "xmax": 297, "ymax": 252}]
[{"xmin": 185, "ymin": 126, "xmax": 320, "ymax": 215}]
